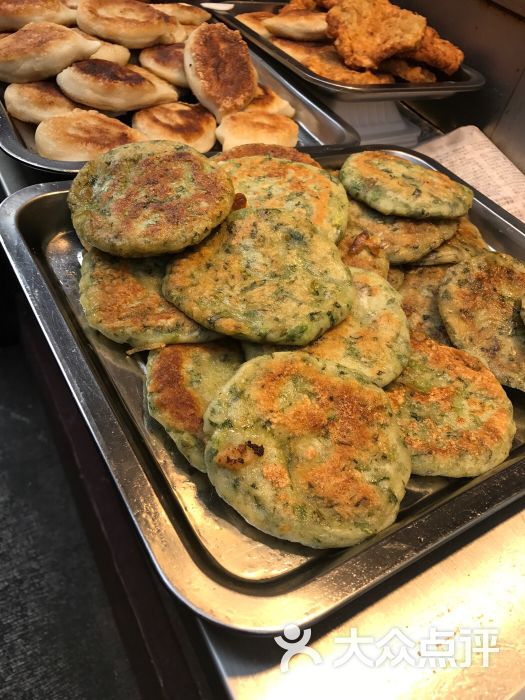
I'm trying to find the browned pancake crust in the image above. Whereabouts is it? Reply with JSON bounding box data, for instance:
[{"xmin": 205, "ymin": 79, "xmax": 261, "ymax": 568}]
[
  {"xmin": 140, "ymin": 42, "xmax": 184, "ymax": 70},
  {"xmin": 211, "ymin": 144, "xmax": 320, "ymax": 167},
  {"xmin": 68, "ymin": 141, "xmax": 235, "ymax": 256},
  {"xmin": 185, "ymin": 24, "xmax": 257, "ymax": 117},
  {"xmin": 147, "ymin": 341, "xmax": 240, "ymax": 441},
  {"xmin": 72, "ymin": 59, "xmax": 146, "ymax": 87}
]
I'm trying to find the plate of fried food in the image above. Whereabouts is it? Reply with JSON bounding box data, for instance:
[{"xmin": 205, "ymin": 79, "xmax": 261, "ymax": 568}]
[
  {"xmin": 69, "ymin": 142, "xmax": 523, "ymax": 550},
  {"xmin": 0, "ymin": 0, "xmax": 358, "ymax": 172},
  {"xmin": 2, "ymin": 140, "xmax": 524, "ymax": 630},
  {"xmin": 211, "ymin": 0, "xmax": 485, "ymax": 100}
]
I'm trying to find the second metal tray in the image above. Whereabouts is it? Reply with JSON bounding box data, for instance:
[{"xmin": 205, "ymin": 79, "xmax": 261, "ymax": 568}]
[
  {"xmin": 209, "ymin": 2, "xmax": 486, "ymax": 102},
  {"xmin": 1, "ymin": 147, "xmax": 523, "ymax": 634},
  {"xmin": 0, "ymin": 49, "xmax": 359, "ymax": 174}
]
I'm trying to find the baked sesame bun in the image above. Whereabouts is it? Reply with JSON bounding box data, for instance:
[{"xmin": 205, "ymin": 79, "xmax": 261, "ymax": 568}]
[
  {"xmin": 0, "ymin": 22, "xmax": 100, "ymax": 83},
  {"xmin": 57, "ymin": 59, "xmax": 178, "ymax": 111},
  {"xmin": 132, "ymin": 102, "xmax": 216, "ymax": 153},
  {"xmin": 139, "ymin": 43, "xmax": 188, "ymax": 87},
  {"xmin": 215, "ymin": 111, "xmax": 298, "ymax": 151},
  {"xmin": 76, "ymin": 0, "xmax": 185, "ymax": 48},
  {"xmin": 73, "ymin": 29, "xmax": 131, "ymax": 66},
  {"xmin": 184, "ymin": 23, "xmax": 257, "ymax": 121},
  {"xmin": 149, "ymin": 3, "xmax": 210, "ymax": 25},
  {"xmin": 0, "ymin": 0, "xmax": 76, "ymax": 31},
  {"xmin": 243, "ymin": 84, "xmax": 295, "ymax": 117},
  {"xmin": 35, "ymin": 109, "xmax": 145, "ymax": 161},
  {"xmin": 4, "ymin": 80, "xmax": 80, "ymax": 123}
]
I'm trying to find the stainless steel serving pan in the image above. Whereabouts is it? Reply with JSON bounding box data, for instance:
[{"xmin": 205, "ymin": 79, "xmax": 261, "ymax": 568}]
[
  {"xmin": 0, "ymin": 50, "xmax": 359, "ymax": 174},
  {"xmin": 208, "ymin": 2, "xmax": 486, "ymax": 102},
  {"xmin": 1, "ymin": 146, "xmax": 523, "ymax": 635}
]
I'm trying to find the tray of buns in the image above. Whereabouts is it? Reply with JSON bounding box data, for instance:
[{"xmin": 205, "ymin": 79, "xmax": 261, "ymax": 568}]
[
  {"xmin": 208, "ymin": 1, "xmax": 485, "ymax": 101},
  {"xmin": 1, "ymin": 144, "xmax": 523, "ymax": 634},
  {"xmin": 0, "ymin": 3, "xmax": 358, "ymax": 173}
]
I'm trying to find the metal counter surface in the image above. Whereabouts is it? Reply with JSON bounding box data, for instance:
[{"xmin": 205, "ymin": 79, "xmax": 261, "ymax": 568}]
[{"xmin": 1, "ymin": 148, "xmax": 523, "ymax": 700}]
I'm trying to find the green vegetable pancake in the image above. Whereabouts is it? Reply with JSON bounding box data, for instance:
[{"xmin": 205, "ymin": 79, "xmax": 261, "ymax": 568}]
[
  {"xmin": 217, "ymin": 155, "xmax": 348, "ymax": 243},
  {"xmin": 80, "ymin": 249, "xmax": 217, "ymax": 347},
  {"xmin": 146, "ymin": 341, "xmax": 243, "ymax": 471},
  {"xmin": 163, "ymin": 207, "xmax": 355, "ymax": 345},
  {"xmin": 342, "ymin": 197, "xmax": 458, "ymax": 264},
  {"xmin": 68, "ymin": 141, "xmax": 235, "ymax": 257},
  {"xmin": 438, "ymin": 252, "xmax": 525, "ymax": 391},
  {"xmin": 340, "ymin": 150, "xmax": 473, "ymax": 219},
  {"xmin": 387, "ymin": 336, "xmax": 515, "ymax": 477},
  {"xmin": 204, "ymin": 352, "xmax": 411, "ymax": 548}
]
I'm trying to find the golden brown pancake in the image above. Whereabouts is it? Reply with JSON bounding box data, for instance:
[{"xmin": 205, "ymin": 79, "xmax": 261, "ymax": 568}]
[
  {"xmin": 149, "ymin": 3, "xmax": 210, "ymax": 25},
  {"xmin": 76, "ymin": 0, "xmax": 185, "ymax": 48},
  {"xmin": 236, "ymin": 11, "xmax": 273, "ymax": 39},
  {"xmin": 215, "ymin": 111, "xmax": 299, "ymax": 151},
  {"xmin": 271, "ymin": 38, "xmax": 395, "ymax": 85},
  {"xmin": 35, "ymin": 109, "xmax": 145, "ymax": 161},
  {"xmin": 146, "ymin": 341, "xmax": 243, "ymax": 472},
  {"xmin": 132, "ymin": 102, "xmax": 216, "ymax": 153},
  {"xmin": 210, "ymin": 144, "xmax": 321, "ymax": 167},
  {"xmin": 263, "ymin": 11, "xmax": 328, "ymax": 41},
  {"xmin": 0, "ymin": 22, "xmax": 100, "ymax": 83},
  {"xmin": 139, "ymin": 43, "xmax": 188, "ymax": 87},
  {"xmin": 56, "ymin": 59, "xmax": 178, "ymax": 111},
  {"xmin": 184, "ymin": 23, "xmax": 258, "ymax": 121},
  {"xmin": 4, "ymin": 80, "xmax": 80, "ymax": 124},
  {"xmin": 243, "ymin": 84, "xmax": 295, "ymax": 117},
  {"xmin": 0, "ymin": 0, "xmax": 76, "ymax": 31}
]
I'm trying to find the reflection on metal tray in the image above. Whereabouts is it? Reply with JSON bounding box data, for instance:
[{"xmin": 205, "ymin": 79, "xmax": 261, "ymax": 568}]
[
  {"xmin": 0, "ymin": 50, "xmax": 359, "ymax": 174},
  {"xmin": 1, "ymin": 147, "xmax": 524, "ymax": 635},
  {"xmin": 208, "ymin": 2, "xmax": 486, "ymax": 102}
]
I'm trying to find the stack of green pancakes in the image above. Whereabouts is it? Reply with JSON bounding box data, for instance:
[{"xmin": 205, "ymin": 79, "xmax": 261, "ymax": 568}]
[{"xmin": 69, "ymin": 142, "xmax": 522, "ymax": 550}]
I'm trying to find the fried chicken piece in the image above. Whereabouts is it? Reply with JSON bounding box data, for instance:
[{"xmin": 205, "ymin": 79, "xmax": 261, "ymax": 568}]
[
  {"xmin": 272, "ymin": 37, "xmax": 394, "ymax": 84},
  {"xmin": 279, "ymin": 0, "xmax": 318, "ymax": 14},
  {"xmin": 379, "ymin": 58, "xmax": 436, "ymax": 83},
  {"xmin": 326, "ymin": 0, "xmax": 426, "ymax": 70},
  {"xmin": 401, "ymin": 26, "xmax": 464, "ymax": 75}
]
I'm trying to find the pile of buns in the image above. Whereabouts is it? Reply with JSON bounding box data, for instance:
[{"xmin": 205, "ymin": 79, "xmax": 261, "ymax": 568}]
[
  {"xmin": 238, "ymin": 0, "xmax": 465, "ymax": 87},
  {"xmin": 0, "ymin": 0, "xmax": 300, "ymax": 161}
]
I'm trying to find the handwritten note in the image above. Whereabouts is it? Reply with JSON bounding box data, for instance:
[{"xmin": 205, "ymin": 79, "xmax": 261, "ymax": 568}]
[{"xmin": 417, "ymin": 125, "xmax": 525, "ymax": 223}]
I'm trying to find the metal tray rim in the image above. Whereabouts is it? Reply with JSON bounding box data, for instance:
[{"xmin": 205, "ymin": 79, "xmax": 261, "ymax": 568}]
[
  {"xmin": 209, "ymin": 1, "xmax": 486, "ymax": 101},
  {"xmin": 1, "ymin": 147, "xmax": 524, "ymax": 635}
]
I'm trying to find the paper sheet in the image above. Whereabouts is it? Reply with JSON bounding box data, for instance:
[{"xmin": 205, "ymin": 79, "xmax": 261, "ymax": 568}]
[{"xmin": 416, "ymin": 125, "xmax": 525, "ymax": 223}]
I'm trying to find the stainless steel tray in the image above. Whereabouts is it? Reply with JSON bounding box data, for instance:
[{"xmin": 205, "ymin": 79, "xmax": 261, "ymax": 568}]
[
  {"xmin": 1, "ymin": 146, "xmax": 524, "ymax": 635},
  {"xmin": 209, "ymin": 2, "xmax": 486, "ymax": 101},
  {"xmin": 0, "ymin": 50, "xmax": 359, "ymax": 174}
]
